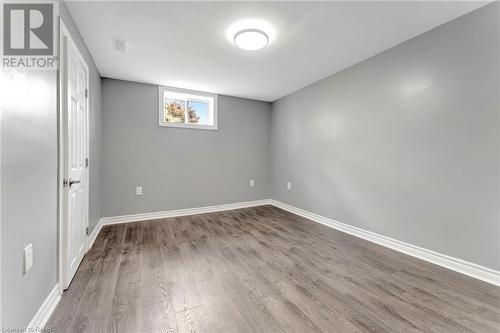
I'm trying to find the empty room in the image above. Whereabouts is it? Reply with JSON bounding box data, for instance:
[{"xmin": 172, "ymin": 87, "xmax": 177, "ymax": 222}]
[{"xmin": 1, "ymin": 0, "xmax": 499, "ymax": 332}]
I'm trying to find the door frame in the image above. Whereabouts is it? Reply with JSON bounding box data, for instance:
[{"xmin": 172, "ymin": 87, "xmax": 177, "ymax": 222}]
[{"xmin": 58, "ymin": 19, "xmax": 90, "ymax": 293}]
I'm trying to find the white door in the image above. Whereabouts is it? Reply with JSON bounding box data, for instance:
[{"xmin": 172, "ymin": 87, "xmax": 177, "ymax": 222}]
[{"xmin": 61, "ymin": 23, "xmax": 89, "ymax": 289}]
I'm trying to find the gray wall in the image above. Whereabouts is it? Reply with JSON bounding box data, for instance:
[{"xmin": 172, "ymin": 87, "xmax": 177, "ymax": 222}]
[
  {"xmin": 1, "ymin": 71, "xmax": 58, "ymax": 327},
  {"xmin": 101, "ymin": 79, "xmax": 271, "ymax": 217},
  {"xmin": 61, "ymin": 2, "xmax": 103, "ymax": 233},
  {"xmin": 270, "ymin": 4, "xmax": 500, "ymax": 270},
  {"xmin": 0, "ymin": 3, "xmax": 102, "ymax": 328}
]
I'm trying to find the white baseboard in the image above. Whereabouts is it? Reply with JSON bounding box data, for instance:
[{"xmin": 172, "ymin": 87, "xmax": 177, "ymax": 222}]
[
  {"xmin": 92, "ymin": 199, "xmax": 272, "ymax": 240},
  {"xmin": 87, "ymin": 221, "xmax": 102, "ymax": 250},
  {"xmin": 270, "ymin": 200, "xmax": 500, "ymax": 287},
  {"xmin": 27, "ymin": 284, "xmax": 60, "ymax": 330}
]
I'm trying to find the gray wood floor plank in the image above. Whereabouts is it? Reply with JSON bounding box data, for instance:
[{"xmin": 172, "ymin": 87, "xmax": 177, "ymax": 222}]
[
  {"xmin": 158, "ymin": 222, "xmax": 203, "ymax": 314},
  {"xmin": 49, "ymin": 268, "xmax": 97, "ymax": 333},
  {"xmin": 107, "ymin": 223, "xmax": 142, "ymax": 333},
  {"xmin": 48, "ymin": 225, "xmax": 116, "ymax": 333},
  {"xmin": 142, "ymin": 301, "xmax": 178, "ymax": 333},
  {"xmin": 176, "ymin": 301, "xmax": 251, "ymax": 333},
  {"xmin": 230, "ymin": 292, "xmax": 285, "ymax": 333},
  {"xmin": 68, "ymin": 224, "xmax": 127, "ymax": 333},
  {"xmin": 142, "ymin": 221, "xmax": 178, "ymax": 332},
  {"xmin": 141, "ymin": 222, "xmax": 168, "ymax": 306}
]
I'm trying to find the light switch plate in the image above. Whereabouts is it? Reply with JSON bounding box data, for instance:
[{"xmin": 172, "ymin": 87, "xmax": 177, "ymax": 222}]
[
  {"xmin": 249, "ymin": 179, "xmax": 255, "ymax": 187},
  {"xmin": 24, "ymin": 244, "xmax": 33, "ymax": 274},
  {"xmin": 136, "ymin": 186, "xmax": 143, "ymax": 196}
]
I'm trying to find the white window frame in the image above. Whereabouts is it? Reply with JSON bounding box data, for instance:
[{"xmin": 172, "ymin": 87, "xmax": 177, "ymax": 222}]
[{"xmin": 159, "ymin": 86, "xmax": 218, "ymax": 130}]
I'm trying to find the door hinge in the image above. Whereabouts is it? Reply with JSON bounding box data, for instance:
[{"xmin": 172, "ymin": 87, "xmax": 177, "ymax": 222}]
[
  {"xmin": 86, "ymin": 227, "xmax": 89, "ymax": 236},
  {"xmin": 85, "ymin": 157, "xmax": 89, "ymax": 168},
  {"xmin": 85, "ymin": 89, "xmax": 88, "ymax": 98}
]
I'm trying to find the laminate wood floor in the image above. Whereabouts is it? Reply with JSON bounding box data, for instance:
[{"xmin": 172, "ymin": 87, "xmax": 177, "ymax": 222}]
[{"xmin": 48, "ymin": 205, "xmax": 500, "ymax": 333}]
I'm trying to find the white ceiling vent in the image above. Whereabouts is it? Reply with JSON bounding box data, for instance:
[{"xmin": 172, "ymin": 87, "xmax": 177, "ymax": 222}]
[{"xmin": 112, "ymin": 38, "xmax": 128, "ymax": 52}]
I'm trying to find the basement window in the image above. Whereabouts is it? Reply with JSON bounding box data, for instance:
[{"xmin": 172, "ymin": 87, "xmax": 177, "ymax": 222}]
[{"xmin": 159, "ymin": 86, "xmax": 218, "ymax": 130}]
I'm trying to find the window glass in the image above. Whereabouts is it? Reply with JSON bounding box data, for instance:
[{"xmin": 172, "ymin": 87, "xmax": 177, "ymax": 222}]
[
  {"xmin": 164, "ymin": 99, "xmax": 185, "ymax": 123},
  {"xmin": 187, "ymin": 100, "xmax": 208, "ymax": 125}
]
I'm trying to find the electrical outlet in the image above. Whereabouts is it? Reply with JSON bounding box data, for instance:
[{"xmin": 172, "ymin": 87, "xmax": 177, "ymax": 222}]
[
  {"xmin": 287, "ymin": 182, "xmax": 292, "ymax": 190},
  {"xmin": 136, "ymin": 186, "xmax": 143, "ymax": 196},
  {"xmin": 249, "ymin": 179, "xmax": 255, "ymax": 187},
  {"xmin": 24, "ymin": 244, "xmax": 33, "ymax": 274}
]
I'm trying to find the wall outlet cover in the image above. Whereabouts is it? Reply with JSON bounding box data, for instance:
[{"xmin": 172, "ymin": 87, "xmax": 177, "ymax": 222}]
[
  {"xmin": 249, "ymin": 179, "xmax": 255, "ymax": 187},
  {"xmin": 136, "ymin": 186, "xmax": 143, "ymax": 196},
  {"xmin": 287, "ymin": 182, "xmax": 292, "ymax": 190},
  {"xmin": 24, "ymin": 244, "xmax": 33, "ymax": 274}
]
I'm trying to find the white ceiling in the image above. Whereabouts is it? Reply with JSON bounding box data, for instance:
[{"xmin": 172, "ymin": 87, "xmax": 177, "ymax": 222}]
[{"xmin": 66, "ymin": 1, "xmax": 487, "ymax": 102}]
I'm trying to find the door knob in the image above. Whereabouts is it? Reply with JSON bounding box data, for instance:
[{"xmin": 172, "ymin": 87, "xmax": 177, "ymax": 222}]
[{"xmin": 64, "ymin": 179, "xmax": 81, "ymax": 187}]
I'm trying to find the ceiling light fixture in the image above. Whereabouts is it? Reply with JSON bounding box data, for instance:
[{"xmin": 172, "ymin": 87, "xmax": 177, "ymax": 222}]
[{"xmin": 234, "ymin": 29, "xmax": 269, "ymax": 51}]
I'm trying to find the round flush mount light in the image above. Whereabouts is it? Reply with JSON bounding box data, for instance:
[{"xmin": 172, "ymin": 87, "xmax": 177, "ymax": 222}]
[
  {"xmin": 234, "ymin": 29, "xmax": 269, "ymax": 51},
  {"xmin": 227, "ymin": 19, "xmax": 275, "ymax": 51}
]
